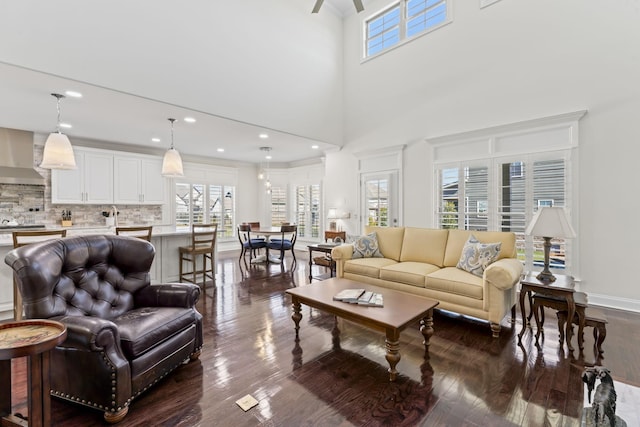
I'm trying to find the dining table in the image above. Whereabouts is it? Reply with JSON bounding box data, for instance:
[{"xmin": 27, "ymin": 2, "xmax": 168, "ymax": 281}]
[{"xmin": 250, "ymin": 227, "xmax": 284, "ymax": 264}]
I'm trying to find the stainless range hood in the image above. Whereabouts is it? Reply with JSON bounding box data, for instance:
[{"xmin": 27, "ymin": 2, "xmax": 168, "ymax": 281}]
[{"xmin": 0, "ymin": 127, "xmax": 46, "ymax": 185}]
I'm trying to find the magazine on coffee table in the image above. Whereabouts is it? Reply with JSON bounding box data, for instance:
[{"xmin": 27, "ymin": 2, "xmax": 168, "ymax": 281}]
[
  {"xmin": 332, "ymin": 289, "xmax": 383, "ymax": 307},
  {"xmin": 333, "ymin": 288, "xmax": 365, "ymax": 303}
]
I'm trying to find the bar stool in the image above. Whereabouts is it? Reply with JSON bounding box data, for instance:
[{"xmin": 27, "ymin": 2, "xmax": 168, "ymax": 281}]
[
  {"xmin": 115, "ymin": 225, "xmax": 153, "ymax": 241},
  {"xmin": 179, "ymin": 223, "xmax": 217, "ymax": 287},
  {"xmin": 11, "ymin": 229, "xmax": 67, "ymax": 321}
]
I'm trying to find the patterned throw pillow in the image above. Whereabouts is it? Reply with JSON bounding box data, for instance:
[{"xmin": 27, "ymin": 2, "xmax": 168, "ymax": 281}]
[
  {"xmin": 352, "ymin": 232, "xmax": 384, "ymax": 259},
  {"xmin": 456, "ymin": 235, "xmax": 502, "ymax": 277}
]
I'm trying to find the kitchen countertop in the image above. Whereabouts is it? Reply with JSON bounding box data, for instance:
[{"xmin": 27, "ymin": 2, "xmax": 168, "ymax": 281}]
[{"xmin": 0, "ymin": 225, "xmax": 193, "ymax": 247}]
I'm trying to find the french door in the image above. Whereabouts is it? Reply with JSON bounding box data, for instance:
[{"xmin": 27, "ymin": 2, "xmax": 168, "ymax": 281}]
[{"xmin": 360, "ymin": 171, "xmax": 399, "ymax": 228}]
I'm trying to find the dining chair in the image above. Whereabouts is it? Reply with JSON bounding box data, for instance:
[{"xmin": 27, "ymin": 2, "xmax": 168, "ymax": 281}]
[
  {"xmin": 238, "ymin": 224, "xmax": 267, "ymax": 262},
  {"xmin": 12, "ymin": 229, "xmax": 67, "ymax": 320},
  {"xmin": 179, "ymin": 223, "xmax": 217, "ymax": 287},
  {"xmin": 115, "ymin": 225, "xmax": 153, "ymax": 241},
  {"xmin": 267, "ymin": 224, "xmax": 297, "ymax": 265}
]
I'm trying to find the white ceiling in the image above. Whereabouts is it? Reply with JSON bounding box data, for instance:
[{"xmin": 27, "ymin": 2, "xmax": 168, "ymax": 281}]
[
  {"xmin": 0, "ymin": 62, "xmax": 338, "ymax": 165},
  {"xmin": 0, "ymin": 0, "xmax": 366, "ymax": 165}
]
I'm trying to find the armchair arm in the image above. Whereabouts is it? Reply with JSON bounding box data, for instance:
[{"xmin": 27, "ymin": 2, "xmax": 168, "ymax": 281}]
[
  {"xmin": 134, "ymin": 283, "xmax": 201, "ymax": 309},
  {"xmin": 56, "ymin": 315, "xmax": 121, "ymax": 351},
  {"xmin": 331, "ymin": 244, "xmax": 354, "ymax": 261},
  {"xmin": 50, "ymin": 315, "xmax": 132, "ymax": 412},
  {"xmin": 484, "ymin": 258, "xmax": 523, "ymax": 290}
]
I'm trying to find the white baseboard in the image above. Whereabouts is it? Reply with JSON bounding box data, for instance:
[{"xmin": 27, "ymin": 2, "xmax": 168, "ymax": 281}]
[{"xmin": 586, "ymin": 293, "xmax": 640, "ymax": 313}]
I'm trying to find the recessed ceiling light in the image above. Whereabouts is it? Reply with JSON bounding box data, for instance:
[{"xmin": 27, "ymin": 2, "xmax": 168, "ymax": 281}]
[
  {"xmin": 152, "ymin": 137, "xmax": 161, "ymax": 143},
  {"xmin": 65, "ymin": 90, "xmax": 82, "ymax": 98},
  {"xmin": 217, "ymin": 148, "xmax": 225, "ymax": 152},
  {"xmin": 259, "ymin": 133, "xmax": 269, "ymax": 139},
  {"xmin": 311, "ymin": 145, "xmax": 319, "ymax": 149},
  {"xmin": 184, "ymin": 117, "xmax": 196, "ymax": 123},
  {"xmin": 59, "ymin": 123, "xmax": 72, "ymax": 129}
]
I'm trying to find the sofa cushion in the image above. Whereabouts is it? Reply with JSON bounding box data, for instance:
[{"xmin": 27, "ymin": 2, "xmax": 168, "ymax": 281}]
[
  {"xmin": 344, "ymin": 257, "xmax": 397, "ymax": 279},
  {"xmin": 351, "ymin": 232, "xmax": 384, "ymax": 259},
  {"xmin": 399, "ymin": 227, "xmax": 448, "ymax": 266},
  {"xmin": 380, "ymin": 262, "xmax": 441, "ymax": 287},
  {"xmin": 364, "ymin": 226, "xmax": 405, "ymax": 261},
  {"xmin": 426, "ymin": 267, "xmax": 484, "ymax": 300},
  {"xmin": 456, "ymin": 235, "xmax": 501, "ymax": 277},
  {"xmin": 443, "ymin": 229, "xmax": 516, "ymax": 267},
  {"xmin": 115, "ymin": 306, "xmax": 197, "ymax": 359}
]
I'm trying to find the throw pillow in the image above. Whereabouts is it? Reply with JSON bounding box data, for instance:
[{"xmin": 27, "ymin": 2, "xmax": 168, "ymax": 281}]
[
  {"xmin": 456, "ymin": 234, "xmax": 502, "ymax": 277},
  {"xmin": 352, "ymin": 232, "xmax": 384, "ymax": 259}
]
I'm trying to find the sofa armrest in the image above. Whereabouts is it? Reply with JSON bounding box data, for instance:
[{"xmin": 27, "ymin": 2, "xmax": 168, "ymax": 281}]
[
  {"xmin": 134, "ymin": 283, "xmax": 201, "ymax": 309},
  {"xmin": 331, "ymin": 244, "xmax": 354, "ymax": 261},
  {"xmin": 484, "ymin": 258, "xmax": 524, "ymax": 290}
]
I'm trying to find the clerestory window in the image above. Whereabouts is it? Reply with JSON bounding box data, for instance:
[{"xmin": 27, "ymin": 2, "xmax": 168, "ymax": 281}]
[{"xmin": 365, "ymin": 0, "xmax": 450, "ymax": 58}]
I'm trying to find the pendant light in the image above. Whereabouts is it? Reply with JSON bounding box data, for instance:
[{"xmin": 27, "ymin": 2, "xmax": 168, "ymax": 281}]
[
  {"xmin": 39, "ymin": 93, "xmax": 77, "ymax": 169},
  {"xmin": 162, "ymin": 118, "xmax": 184, "ymax": 177}
]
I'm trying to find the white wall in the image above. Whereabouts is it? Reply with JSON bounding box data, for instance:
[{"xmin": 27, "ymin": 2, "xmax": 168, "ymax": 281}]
[{"xmin": 327, "ymin": 0, "xmax": 640, "ymax": 310}]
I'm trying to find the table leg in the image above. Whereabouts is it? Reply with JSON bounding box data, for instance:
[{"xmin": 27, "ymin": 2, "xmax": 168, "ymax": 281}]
[
  {"xmin": 291, "ymin": 299, "xmax": 302, "ymax": 339},
  {"xmin": 27, "ymin": 351, "xmax": 51, "ymax": 427},
  {"xmin": 331, "ymin": 316, "xmax": 341, "ymax": 350},
  {"xmin": 420, "ymin": 309, "xmax": 434, "ymax": 351},
  {"xmin": 565, "ymin": 294, "xmax": 575, "ymax": 352},
  {"xmin": 518, "ymin": 288, "xmax": 529, "ymax": 343},
  {"xmin": 385, "ymin": 329, "xmax": 401, "ymax": 382},
  {"xmin": 533, "ymin": 299, "xmax": 542, "ymax": 345},
  {"xmin": 308, "ymin": 248, "xmax": 313, "ymax": 281},
  {"xmin": 0, "ymin": 359, "xmax": 11, "ymax": 418},
  {"xmin": 576, "ymin": 308, "xmax": 585, "ymax": 351}
]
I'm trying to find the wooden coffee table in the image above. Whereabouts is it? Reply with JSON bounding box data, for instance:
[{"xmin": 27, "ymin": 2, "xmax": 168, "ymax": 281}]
[{"xmin": 285, "ymin": 277, "xmax": 439, "ymax": 381}]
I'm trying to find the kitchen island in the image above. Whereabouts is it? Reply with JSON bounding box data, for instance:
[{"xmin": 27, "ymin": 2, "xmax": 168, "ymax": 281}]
[{"xmin": 0, "ymin": 225, "xmax": 206, "ymax": 320}]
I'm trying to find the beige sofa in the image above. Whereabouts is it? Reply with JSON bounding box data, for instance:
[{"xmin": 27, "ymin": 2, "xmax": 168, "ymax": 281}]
[{"xmin": 331, "ymin": 226, "xmax": 523, "ymax": 337}]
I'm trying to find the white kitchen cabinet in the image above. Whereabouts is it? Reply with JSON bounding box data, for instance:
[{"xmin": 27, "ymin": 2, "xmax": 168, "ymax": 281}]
[
  {"xmin": 51, "ymin": 148, "xmax": 114, "ymax": 204},
  {"xmin": 114, "ymin": 156, "xmax": 166, "ymax": 204}
]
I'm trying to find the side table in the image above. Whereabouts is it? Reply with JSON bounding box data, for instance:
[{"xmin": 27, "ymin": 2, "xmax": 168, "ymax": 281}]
[
  {"xmin": 308, "ymin": 243, "xmax": 338, "ymax": 281},
  {"xmin": 518, "ymin": 273, "xmax": 581, "ymax": 351},
  {"xmin": 324, "ymin": 230, "xmax": 346, "ymax": 243},
  {"xmin": 0, "ymin": 320, "xmax": 67, "ymax": 427}
]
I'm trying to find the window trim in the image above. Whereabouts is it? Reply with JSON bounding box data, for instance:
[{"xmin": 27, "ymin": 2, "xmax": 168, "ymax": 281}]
[{"xmin": 362, "ymin": 0, "xmax": 453, "ymax": 62}]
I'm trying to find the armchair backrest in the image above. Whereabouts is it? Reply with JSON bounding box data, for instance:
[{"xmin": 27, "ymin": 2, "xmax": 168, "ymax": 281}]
[{"xmin": 4, "ymin": 234, "xmax": 155, "ymax": 320}]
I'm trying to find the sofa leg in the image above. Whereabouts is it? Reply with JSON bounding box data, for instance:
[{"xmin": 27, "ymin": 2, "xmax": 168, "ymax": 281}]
[
  {"xmin": 189, "ymin": 350, "xmax": 202, "ymax": 361},
  {"xmin": 490, "ymin": 322, "xmax": 501, "ymax": 338},
  {"xmin": 104, "ymin": 407, "xmax": 129, "ymax": 424},
  {"xmin": 511, "ymin": 305, "xmax": 516, "ymax": 323}
]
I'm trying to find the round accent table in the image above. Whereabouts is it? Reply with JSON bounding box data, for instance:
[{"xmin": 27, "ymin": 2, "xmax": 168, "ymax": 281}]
[{"xmin": 0, "ymin": 320, "xmax": 67, "ymax": 427}]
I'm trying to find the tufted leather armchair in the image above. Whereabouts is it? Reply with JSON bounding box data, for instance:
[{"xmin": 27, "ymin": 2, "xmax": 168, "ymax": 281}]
[{"xmin": 4, "ymin": 234, "xmax": 203, "ymax": 423}]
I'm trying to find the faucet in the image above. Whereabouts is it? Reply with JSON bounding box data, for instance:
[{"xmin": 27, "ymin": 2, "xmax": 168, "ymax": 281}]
[{"xmin": 111, "ymin": 206, "xmax": 118, "ymax": 227}]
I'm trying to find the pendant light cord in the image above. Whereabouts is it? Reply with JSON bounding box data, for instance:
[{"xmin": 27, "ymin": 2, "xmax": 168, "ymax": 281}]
[
  {"xmin": 168, "ymin": 118, "xmax": 176, "ymax": 149},
  {"xmin": 52, "ymin": 93, "xmax": 65, "ymax": 134}
]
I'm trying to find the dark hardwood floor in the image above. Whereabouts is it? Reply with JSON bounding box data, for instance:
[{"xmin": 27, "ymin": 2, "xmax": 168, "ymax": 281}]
[{"xmin": 9, "ymin": 249, "xmax": 640, "ymax": 426}]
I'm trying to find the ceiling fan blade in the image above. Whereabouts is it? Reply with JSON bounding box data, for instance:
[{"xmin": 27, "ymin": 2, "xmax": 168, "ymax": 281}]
[
  {"xmin": 312, "ymin": 0, "xmax": 324, "ymax": 13},
  {"xmin": 353, "ymin": 0, "xmax": 364, "ymax": 13}
]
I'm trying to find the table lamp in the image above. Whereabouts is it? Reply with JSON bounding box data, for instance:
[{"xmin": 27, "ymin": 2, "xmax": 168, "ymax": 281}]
[
  {"xmin": 525, "ymin": 207, "xmax": 576, "ymax": 282},
  {"xmin": 327, "ymin": 208, "xmax": 337, "ymax": 231}
]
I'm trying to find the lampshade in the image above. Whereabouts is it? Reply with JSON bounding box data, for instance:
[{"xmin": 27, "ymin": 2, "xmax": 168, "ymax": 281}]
[
  {"xmin": 327, "ymin": 208, "xmax": 338, "ymax": 219},
  {"xmin": 162, "ymin": 118, "xmax": 184, "ymax": 177},
  {"xmin": 39, "ymin": 93, "xmax": 77, "ymax": 170},
  {"xmin": 525, "ymin": 207, "xmax": 576, "ymax": 238},
  {"xmin": 40, "ymin": 132, "xmax": 77, "ymax": 169},
  {"xmin": 162, "ymin": 148, "xmax": 184, "ymax": 177}
]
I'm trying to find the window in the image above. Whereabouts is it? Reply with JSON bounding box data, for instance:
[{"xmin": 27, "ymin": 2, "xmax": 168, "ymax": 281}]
[
  {"xmin": 295, "ymin": 184, "xmax": 320, "ymax": 238},
  {"xmin": 175, "ymin": 183, "xmax": 235, "ymax": 238},
  {"xmin": 430, "ymin": 111, "xmax": 584, "ymax": 276},
  {"xmin": 270, "ymin": 186, "xmax": 287, "ymax": 226},
  {"xmin": 365, "ymin": 178, "xmax": 389, "ymax": 226},
  {"xmin": 365, "ymin": 0, "xmax": 450, "ymax": 58},
  {"xmin": 436, "ymin": 155, "xmax": 571, "ymax": 271}
]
